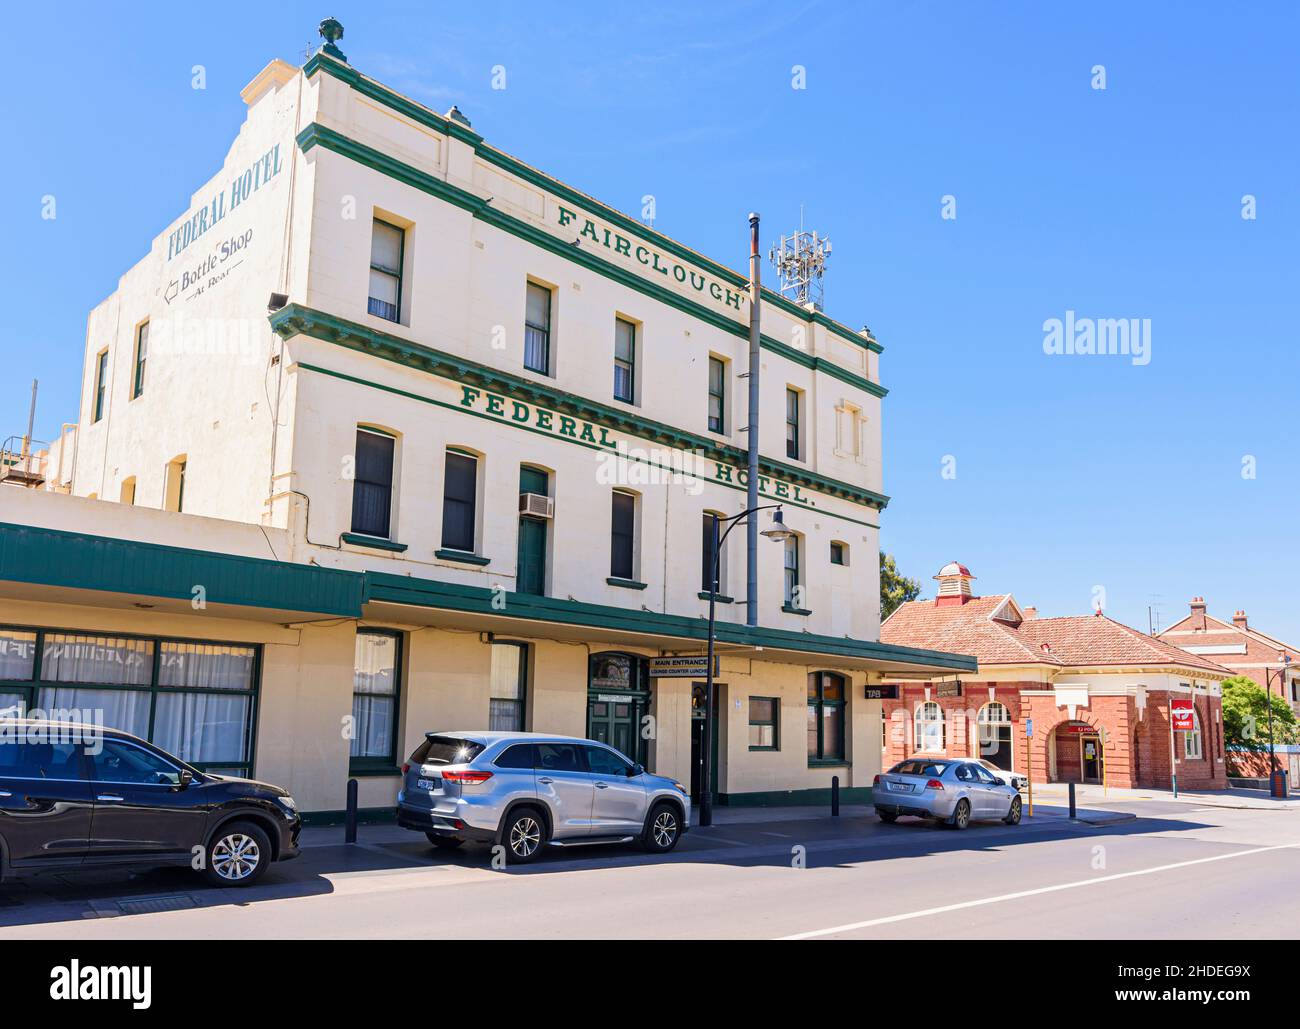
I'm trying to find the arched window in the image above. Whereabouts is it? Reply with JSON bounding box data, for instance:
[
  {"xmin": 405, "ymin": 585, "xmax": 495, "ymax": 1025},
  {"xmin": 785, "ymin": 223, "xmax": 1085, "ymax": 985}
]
[
  {"xmin": 1184, "ymin": 707, "xmax": 1203, "ymax": 760},
  {"xmin": 978, "ymin": 702, "xmax": 1009, "ymax": 725},
  {"xmin": 915, "ymin": 701, "xmax": 945, "ymax": 752}
]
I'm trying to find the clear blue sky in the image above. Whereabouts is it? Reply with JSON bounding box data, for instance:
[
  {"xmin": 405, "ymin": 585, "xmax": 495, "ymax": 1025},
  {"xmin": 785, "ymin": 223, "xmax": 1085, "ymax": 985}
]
[{"xmin": 3, "ymin": 2, "xmax": 1297, "ymax": 643}]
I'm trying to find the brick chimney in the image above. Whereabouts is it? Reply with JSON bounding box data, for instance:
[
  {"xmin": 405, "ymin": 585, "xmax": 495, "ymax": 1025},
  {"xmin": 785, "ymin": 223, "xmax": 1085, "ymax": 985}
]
[
  {"xmin": 1233, "ymin": 609, "xmax": 1248, "ymax": 630},
  {"xmin": 934, "ymin": 562, "xmax": 976, "ymax": 607},
  {"xmin": 1189, "ymin": 596, "xmax": 1207, "ymax": 631},
  {"xmin": 1023, "ymin": 607, "xmax": 1038, "ymax": 620}
]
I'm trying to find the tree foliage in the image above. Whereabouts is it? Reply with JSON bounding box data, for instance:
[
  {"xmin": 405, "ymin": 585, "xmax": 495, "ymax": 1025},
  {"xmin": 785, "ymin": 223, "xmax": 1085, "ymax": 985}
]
[
  {"xmin": 1221, "ymin": 675, "xmax": 1299, "ymax": 750},
  {"xmin": 880, "ymin": 552, "xmax": 921, "ymax": 620}
]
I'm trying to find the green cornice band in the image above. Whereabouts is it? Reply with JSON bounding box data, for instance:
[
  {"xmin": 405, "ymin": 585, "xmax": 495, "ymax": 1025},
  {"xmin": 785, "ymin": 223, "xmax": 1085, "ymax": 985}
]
[
  {"xmin": 269, "ymin": 302, "xmax": 889, "ymax": 511},
  {"xmin": 295, "ymin": 123, "xmax": 886, "ymax": 400},
  {"xmin": 298, "ymin": 55, "xmax": 884, "ymax": 355}
]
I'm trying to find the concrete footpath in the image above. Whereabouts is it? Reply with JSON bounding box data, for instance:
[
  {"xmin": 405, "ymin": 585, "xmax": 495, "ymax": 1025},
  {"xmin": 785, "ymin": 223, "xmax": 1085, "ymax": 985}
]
[{"xmin": 1031, "ymin": 782, "xmax": 1300, "ymax": 811}]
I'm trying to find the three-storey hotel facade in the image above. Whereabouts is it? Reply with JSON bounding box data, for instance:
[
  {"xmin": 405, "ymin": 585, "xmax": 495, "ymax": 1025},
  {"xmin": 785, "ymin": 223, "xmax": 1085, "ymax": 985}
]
[{"xmin": 0, "ymin": 37, "xmax": 973, "ymax": 816}]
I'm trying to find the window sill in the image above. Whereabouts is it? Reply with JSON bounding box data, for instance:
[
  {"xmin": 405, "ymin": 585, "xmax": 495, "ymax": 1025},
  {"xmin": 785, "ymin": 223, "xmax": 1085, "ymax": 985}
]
[
  {"xmin": 349, "ymin": 764, "xmax": 402, "ymax": 778},
  {"xmin": 807, "ymin": 759, "xmax": 849, "ymax": 768},
  {"xmin": 435, "ymin": 549, "xmax": 490, "ymax": 566},
  {"xmin": 607, "ymin": 577, "xmax": 648, "ymax": 591},
  {"xmin": 698, "ymin": 591, "xmax": 734, "ymax": 604},
  {"xmin": 341, "ymin": 533, "xmax": 408, "ymax": 553},
  {"xmin": 782, "ymin": 603, "xmax": 813, "ymax": 616},
  {"xmin": 749, "ymin": 746, "xmax": 779, "ymax": 752}
]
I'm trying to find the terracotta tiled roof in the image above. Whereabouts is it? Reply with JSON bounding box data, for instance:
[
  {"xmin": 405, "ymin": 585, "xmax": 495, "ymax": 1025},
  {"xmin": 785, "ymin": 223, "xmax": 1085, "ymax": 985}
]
[{"xmin": 882, "ymin": 597, "xmax": 1232, "ymax": 675}]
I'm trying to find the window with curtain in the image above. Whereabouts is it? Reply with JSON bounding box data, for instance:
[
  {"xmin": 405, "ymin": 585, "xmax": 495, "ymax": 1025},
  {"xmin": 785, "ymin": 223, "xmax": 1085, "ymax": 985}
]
[
  {"xmin": 785, "ymin": 387, "xmax": 801, "ymax": 459},
  {"xmin": 1184, "ymin": 707, "xmax": 1203, "ymax": 759},
  {"xmin": 610, "ymin": 490, "xmax": 636, "ymax": 580},
  {"xmin": 749, "ymin": 697, "xmax": 779, "ymax": 750},
  {"xmin": 707, "ymin": 356, "xmax": 725, "ymax": 433},
  {"xmin": 613, "ymin": 318, "xmax": 636, "ymax": 403},
  {"xmin": 783, "ymin": 536, "xmax": 800, "ymax": 604},
  {"xmin": 915, "ymin": 701, "xmax": 946, "ymax": 752},
  {"xmin": 490, "ymin": 642, "xmax": 527, "ymax": 731},
  {"xmin": 807, "ymin": 672, "xmax": 845, "ymax": 762},
  {"xmin": 132, "ymin": 321, "xmax": 149, "ymax": 399},
  {"xmin": 351, "ymin": 429, "xmax": 395, "ymax": 539},
  {"xmin": 6, "ymin": 630, "xmax": 259, "ymax": 774},
  {"xmin": 524, "ymin": 282, "xmax": 552, "ymax": 374},
  {"xmin": 352, "ymin": 630, "xmax": 402, "ymax": 770},
  {"xmin": 368, "ymin": 219, "xmax": 403, "ymax": 322},
  {"xmin": 441, "ymin": 450, "xmax": 478, "ymax": 553}
]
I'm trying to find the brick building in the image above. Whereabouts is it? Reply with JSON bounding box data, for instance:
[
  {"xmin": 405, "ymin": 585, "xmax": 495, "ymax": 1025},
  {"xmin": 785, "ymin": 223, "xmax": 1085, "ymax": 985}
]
[{"xmin": 878, "ymin": 564, "xmax": 1232, "ymax": 790}]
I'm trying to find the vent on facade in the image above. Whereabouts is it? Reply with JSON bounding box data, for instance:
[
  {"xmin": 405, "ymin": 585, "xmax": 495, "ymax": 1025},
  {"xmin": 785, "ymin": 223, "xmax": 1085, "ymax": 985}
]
[
  {"xmin": 519, "ymin": 492, "xmax": 553, "ymax": 519},
  {"xmin": 933, "ymin": 561, "xmax": 976, "ymax": 607}
]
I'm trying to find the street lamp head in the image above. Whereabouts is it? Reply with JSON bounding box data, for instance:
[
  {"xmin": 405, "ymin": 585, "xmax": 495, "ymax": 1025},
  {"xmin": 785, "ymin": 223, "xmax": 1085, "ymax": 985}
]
[{"xmin": 760, "ymin": 507, "xmax": 795, "ymax": 542}]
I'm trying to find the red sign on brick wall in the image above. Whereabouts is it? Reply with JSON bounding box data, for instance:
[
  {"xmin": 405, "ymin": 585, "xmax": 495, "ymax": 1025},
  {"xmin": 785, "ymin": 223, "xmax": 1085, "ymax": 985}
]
[{"xmin": 1171, "ymin": 698, "xmax": 1195, "ymax": 731}]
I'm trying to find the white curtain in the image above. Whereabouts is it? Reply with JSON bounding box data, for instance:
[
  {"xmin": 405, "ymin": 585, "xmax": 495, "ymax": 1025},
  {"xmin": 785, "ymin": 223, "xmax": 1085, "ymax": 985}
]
[
  {"xmin": 158, "ymin": 643, "xmax": 255, "ymax": 690},
  {"xmin": 41, "ymin": 634, "xmax": 153, "ymax": 686},
  {"xmin": 0, "ymin": 631, "xmax": 36, "ymax": 679},
  {"xmin": 153, "ymin": 692, "xmax": 250, "ymax": 765},
  {"xmin": 37, "ymin": 687, "xmax": 150, "ymax": 738}
]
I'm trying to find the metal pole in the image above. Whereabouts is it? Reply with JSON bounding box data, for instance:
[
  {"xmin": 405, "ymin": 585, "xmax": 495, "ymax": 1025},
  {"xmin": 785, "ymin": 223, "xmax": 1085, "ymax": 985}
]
[
  {"xmin": 1068, "ymin": 781, "xmax": 1076, "ymax": 819},
  {"xmin": 745, "ymin": 213, "xmax": 761, "ymax": 627},
  {"xmin": 345, "ymin": 777, "xmax": 359, "ymax": 843},
  {"xmin": 700, "ymin": 513, "xmax": 720, "ymax": 827},
  {"xmin": 831, "ymin": 775, "xmax": 840, "ymax": 817},
  {"xmin": 1168, "ymin": 698, "xmax": 1179, "ymax": 799},
  {"xmin": 1267, "ymin": 665, "xmax": 1277, "ymax": 784}
]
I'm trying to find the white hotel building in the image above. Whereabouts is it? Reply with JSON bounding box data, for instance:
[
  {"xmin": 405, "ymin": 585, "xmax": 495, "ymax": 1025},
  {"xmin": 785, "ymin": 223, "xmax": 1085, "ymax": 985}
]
[{"xmin": 0, "ymin": 34, "xmax": 972, "ymax": 817}]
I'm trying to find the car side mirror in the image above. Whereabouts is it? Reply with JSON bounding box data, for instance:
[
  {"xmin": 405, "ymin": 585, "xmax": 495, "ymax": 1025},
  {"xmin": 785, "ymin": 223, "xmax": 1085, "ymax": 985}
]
[
  {"xmin": 179, "ymin": 769, "xmax": 195, "ymax": 788},
  {"xmin": 631, "ymin": 763, "xmax": 644, "ymax": 777}
]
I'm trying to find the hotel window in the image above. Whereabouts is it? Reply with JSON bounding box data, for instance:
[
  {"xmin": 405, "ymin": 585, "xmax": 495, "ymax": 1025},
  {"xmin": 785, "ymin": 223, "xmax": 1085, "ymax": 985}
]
[
  {"xmin": 0, "ymin": 629, "xmax": 259, "ymax": 775},
  {"xmin": 93, "ymin": 350, "xmax": 108, "ymax": 422},
  {"xmin": 785, "ymin": 387, "xmax": 802, "ymax": 460},
  {"xmin": 610, "ymin": 490, "xmax": 637, "ymax": 581},
  {"xmin": 351, "ymin": 630, "xmax": 402, "ymax": 772},
  {"xmin": 701, "ymin": 512, "xmax": 727, "ymax": 594},
  {"xmin": 131, "ymin": 321, "xmax": 149, "ymax": 399},
  {"xmin": 489, "ymin": 642, "xmax": 528, "ymax": 732},
  {"xmin": 351, "ymin": 428, "xmax": 395, "ymax": 540},
  {"xmin": 524, "ymin": 281, "xmax": 552, "ymax": 375},
  {"xmin": 830, "ymin": 541, "xmax": 847, "ymax": 566},
  {"xmin": 1184, "ymin": 707, "xmax": 1204, "ymax": 760},
  {"xmin": 707, "ymin": 356, "xmax": 726, "ymax": 433},
  {"xmin": 807, "ymin": 672, "xmax": 846, "ymax": 762},
  {"xmin": 368, "ymin": 219, "xmax": 404, "ymax": 322},
  {"xmin": 164, "ymin": 456, "xmax": 187, "ymax": 513},
  {"xmin": 441, "ymin": 449, "xmax": 478, "ymax": 554},
  {"xmin": 783, "ymin": 535, "xmax": 801, "ymax": 606},
  {"xmin": 613, "ymin": 317, "xmax": 636, "ymax": 403},
  {"xmin": 517, "ymin": 465, "xmax": 550, "ymax": 596},
  {"xmin": 749, "ymin": 697, "xmax": 779, "ymax": 751},
  {"xmin": 915, "ymin": 701, "xmax": 946, "ymax": 752}
]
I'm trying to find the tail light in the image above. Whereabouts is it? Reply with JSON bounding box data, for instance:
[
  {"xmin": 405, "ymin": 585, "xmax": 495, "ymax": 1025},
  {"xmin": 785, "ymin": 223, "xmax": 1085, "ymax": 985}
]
[
  {"xmin": 872, "ymin": 774, "xmax": 881, "ymax": 785},
  {"xmin": 442, "ymin": 770, "xmax": 493, "ymax": 785},
  {"xmin": 401, "ymin": 763, "xmax": 410, "ymax": 775},
  {"xmin": 925, "ymin": 778, "xmax": 944, "ymax": 790}
]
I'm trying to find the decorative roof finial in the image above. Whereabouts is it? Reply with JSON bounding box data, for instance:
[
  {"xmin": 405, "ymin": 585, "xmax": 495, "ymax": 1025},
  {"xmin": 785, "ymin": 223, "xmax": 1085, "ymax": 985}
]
[
  {"xmin": 445, "ymin": 105, "xmax": 472, "ymax": 128},
  {"xmin": 318, "ymin": 17, "xmax": 347, "ymax": 62}
]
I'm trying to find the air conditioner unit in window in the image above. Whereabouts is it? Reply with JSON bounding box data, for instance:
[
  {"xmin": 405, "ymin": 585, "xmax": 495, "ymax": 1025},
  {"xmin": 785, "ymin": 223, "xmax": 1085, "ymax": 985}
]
[{"xmin": 519, "ymin": 492, "xmax": 554, "ymax": 519}]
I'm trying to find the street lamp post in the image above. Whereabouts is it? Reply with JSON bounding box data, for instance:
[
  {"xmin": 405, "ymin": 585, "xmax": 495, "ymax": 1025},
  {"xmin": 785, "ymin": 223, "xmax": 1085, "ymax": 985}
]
[
  {"xmin": 699, "ymin": 505, "xmax": 793, "ymax": 827},
  {"xmin": 1265, "ymin": 652, "xmax": 1291, "ymax": 795}
]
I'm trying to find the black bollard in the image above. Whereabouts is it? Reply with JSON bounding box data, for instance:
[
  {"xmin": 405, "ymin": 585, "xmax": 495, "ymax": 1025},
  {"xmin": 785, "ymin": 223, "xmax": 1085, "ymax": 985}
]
[
  {"xmin": 831, "ymin": 775, "xmax": 840, "ymax": 817},
  {"xmin": 1068, "ymin": 781, "xmax": 1077, "ymax": 820},
  {"xmin": 345, "ymin": 777, "xmax": 359, "ymax": 843}
]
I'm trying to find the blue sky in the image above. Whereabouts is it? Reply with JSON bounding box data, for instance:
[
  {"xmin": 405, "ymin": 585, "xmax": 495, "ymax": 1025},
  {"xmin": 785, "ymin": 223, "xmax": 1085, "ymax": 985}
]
[{"xmin": 3, "ymin": 2, "xmax": 1297, "ymax": 643}]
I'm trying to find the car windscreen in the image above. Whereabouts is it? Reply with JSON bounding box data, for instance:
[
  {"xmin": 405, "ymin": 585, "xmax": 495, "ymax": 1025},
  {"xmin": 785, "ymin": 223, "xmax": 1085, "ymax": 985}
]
[
  {"xmin": 410, "ymin": 735, "xmax": 485, "ymax": 766},
  {"xmin": 890, "ymin": 760, "xmax": 950, "ymax": 777}
]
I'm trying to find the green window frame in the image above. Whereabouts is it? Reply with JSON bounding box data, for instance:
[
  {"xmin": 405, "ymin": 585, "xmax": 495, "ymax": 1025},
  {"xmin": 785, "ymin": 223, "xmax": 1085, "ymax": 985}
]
[
  {"xmin": 707, "ymin": 356, "xmax": 726, "ymax": 433},
  {"xmin": 524, "ymin": 281, "xmax": 552, "ymax": 375},
  {"xmin": 0, "ymin": 624, "xmax": 260, "ymax": 775},
  {"xmin": 785, "ymin": 387, "xmax": 801, "ymax": 460},
  {"xmin": 830, "ymin": 541, "xmax": 846, "ymax": 566},
  {"xmin": 131, "ymin": 321, "xmax": 149, "ymax": 399},
  {"xmin": 614, "ymin": 317, "xmax": 636, "ymax": 403},
  {"xmin": 93, "ymin": 350, "xmax": 108, "ymax": 422},
  {"xmin": 748, "ymin": 696, "xmax": 779, "ymax": 751},
  {"xmin": 783, "ymin": 535, "xmax": 800, "ymax": 604},
  {"xmin": 807, "ymin": 671, "xmax": 846, "ymax": 764},
  {"xmin": 351, "ymin": 629, "xmax": 403, "ymax": 775}
]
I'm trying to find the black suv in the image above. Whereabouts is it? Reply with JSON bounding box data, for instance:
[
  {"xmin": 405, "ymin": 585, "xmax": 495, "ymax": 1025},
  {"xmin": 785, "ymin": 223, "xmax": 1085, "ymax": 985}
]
[{"xmin": 0, "ymin": 720, "xmax": 300, "ymax": 887}]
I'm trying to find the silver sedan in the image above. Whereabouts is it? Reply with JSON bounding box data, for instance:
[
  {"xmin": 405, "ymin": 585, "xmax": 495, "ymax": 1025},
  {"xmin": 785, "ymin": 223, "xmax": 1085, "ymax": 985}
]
[{"xmin": 874, "ymin": 758, "xmax": 1022, "ymax": 829}]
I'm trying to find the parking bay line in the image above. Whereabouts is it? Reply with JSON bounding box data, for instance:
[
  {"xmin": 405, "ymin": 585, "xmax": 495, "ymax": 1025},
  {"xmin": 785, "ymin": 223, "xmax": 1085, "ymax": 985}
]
[{"xmin": 777, "ymin": 842, "xmax": 1299, "ymax": 940}]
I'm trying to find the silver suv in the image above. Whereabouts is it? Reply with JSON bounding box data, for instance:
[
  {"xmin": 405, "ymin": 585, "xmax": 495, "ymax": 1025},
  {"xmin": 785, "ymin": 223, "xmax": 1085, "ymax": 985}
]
[{"xmin": 396, "ymin": 731, "xmax": 691, "ymax": 863}]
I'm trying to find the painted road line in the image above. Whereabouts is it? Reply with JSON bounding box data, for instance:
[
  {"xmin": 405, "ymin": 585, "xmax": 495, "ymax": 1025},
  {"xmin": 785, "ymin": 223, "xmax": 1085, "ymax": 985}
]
[{"xmin": 778, "ymin": 842, "xmax": 1299, "ymax": 940}]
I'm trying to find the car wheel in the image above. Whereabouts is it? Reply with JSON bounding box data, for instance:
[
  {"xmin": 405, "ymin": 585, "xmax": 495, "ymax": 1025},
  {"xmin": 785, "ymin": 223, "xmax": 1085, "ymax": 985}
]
[
  {"xmin": 425, "ymin": 832, "xmax": 465, "ymax": 849},
  {"xmin": 1004, "ymin": 796, "xmax": 1022, "ymax": 825},
  {"xmin": 948, "ymin": 798, "xmax": 971, "ymax": 830},
  {"xmin": 202, "ymin": 820, "xmax": 271, "ymax": 887},
  {"xmin": 502, "ymin": 807, "xmax": 546, "ymax": 864},
  {"xmin": 641, "ymin": 803, "xmax": 682, "ymax": 854},
  {"xmin": 878, "ymin": 811, "xmax": 898, "ymax": 824}
]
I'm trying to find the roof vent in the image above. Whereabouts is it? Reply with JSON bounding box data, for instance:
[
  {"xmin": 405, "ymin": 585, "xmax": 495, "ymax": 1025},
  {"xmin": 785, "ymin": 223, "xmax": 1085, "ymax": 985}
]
[
  {"xmin": 1233, "ymin": 610, "xmax": 1248, "ymax": 630},
  {"xmin": 934, "ymin": 562, "xmax": 975, "ymax": 607}
]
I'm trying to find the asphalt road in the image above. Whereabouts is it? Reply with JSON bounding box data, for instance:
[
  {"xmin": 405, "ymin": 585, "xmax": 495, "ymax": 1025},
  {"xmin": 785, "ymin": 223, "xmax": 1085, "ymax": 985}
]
[{"xmin": 2, "ymin": 800, "xmax": 1297, "ymax": 939}]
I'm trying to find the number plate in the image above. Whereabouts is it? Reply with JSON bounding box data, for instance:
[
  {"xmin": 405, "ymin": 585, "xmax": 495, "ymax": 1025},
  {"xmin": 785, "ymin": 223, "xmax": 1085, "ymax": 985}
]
[
  {"xmin": 417, "ymin": 778, "xmax": 440, "ymax": 791},
  {"xmin": 887, "ymin": 781, "xmax": 913, "ymax": 793}
]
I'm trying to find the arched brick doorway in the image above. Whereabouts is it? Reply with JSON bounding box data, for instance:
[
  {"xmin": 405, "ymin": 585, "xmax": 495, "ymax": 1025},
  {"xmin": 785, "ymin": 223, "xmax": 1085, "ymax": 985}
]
[{"xmin": 1049, "ymin": 719, "xmax": 1105, "ymax": 784}]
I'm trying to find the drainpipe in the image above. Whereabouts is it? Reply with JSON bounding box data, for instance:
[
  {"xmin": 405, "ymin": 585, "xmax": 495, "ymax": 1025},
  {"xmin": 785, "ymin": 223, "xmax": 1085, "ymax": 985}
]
[{"xmin": 745, "ymin": 213, "xmax": 761, "ymax": 626}]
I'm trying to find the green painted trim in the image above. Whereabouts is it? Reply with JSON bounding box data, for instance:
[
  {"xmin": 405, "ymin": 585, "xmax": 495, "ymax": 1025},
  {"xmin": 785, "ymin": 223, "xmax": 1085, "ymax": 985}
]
[
  {"xmin": 341, "ymin": 532, "xmax": 408, "ymax": 553},
  {"xmin": 781, "ymin": 604, "xmax": 813, "ymax": 616},
  {"xmin": 720, "ymin": 786, "xmax": 873, "ymax": 807},
  {"xmin": 272, "ymin": 303, "xmax": 889, "ymax": 513},
  {"xmin": 606, "ymin": 577, "xmax": 648, "ymax": 591},
  {"xmin": 301, "ymin": 57, "xmax": 883, "ymax": 355},
  {"xmin": 362, "ymin": 571, "xmax": 977, "ymax": 671},
  {"xmin": 435, "ymin": 549, "xmax": 490, "ymax": 566},
  {"xmin": 293, "ymin": 125, "xmax": 888, "ymax": 399},
  {"xmin": 0, "ymin": 522, "xmax": 363, "ymax": 617},
  {"xmin": 698, "ymin": 591, "xmax": 734, "ymax": 604}
]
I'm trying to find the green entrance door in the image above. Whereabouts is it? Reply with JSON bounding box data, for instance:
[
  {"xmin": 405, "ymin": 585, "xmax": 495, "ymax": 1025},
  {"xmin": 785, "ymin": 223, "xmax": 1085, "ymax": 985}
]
[
  {"xmin": 517, "ymin": 467, "xmax": 548, "ymax": 595},
  {"xmin": 587, "ymin": 653, "xmax": 649, "ymax": 766}
]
